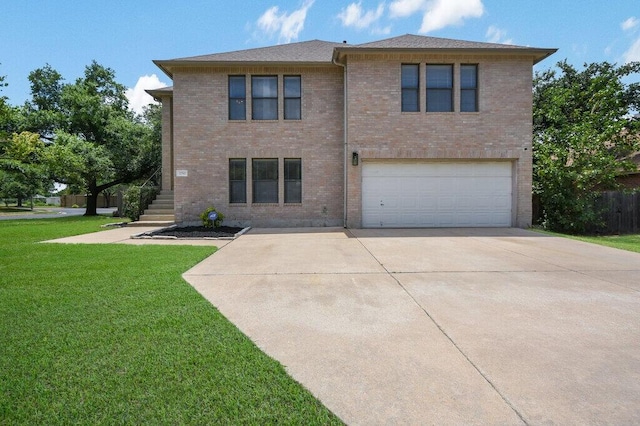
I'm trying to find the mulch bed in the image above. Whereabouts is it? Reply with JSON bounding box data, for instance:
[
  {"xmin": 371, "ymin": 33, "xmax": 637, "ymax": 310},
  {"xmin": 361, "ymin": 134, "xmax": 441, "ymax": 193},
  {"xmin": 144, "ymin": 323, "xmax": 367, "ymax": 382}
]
[{"xmin": 144, "ymin": 226, "xmax": 245, "ymax": 239}]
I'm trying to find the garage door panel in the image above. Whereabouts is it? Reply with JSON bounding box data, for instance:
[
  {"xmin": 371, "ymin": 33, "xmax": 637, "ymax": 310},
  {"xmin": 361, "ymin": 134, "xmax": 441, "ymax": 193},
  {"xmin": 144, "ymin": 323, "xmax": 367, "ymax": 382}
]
[{"xmin": 362, "ymin": 162, "xmax": 512, "ymax": 228}]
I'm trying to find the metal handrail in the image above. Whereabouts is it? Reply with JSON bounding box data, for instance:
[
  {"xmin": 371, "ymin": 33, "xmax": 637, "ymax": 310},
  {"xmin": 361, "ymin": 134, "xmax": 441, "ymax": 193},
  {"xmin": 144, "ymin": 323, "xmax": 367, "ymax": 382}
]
[
  {"xmin": 137, "ymin": 167, "xmax": 161, "ymax": 220},
  {"xmin": 140, "ymin": 167, "xmax": 161, "ymax": 190}
]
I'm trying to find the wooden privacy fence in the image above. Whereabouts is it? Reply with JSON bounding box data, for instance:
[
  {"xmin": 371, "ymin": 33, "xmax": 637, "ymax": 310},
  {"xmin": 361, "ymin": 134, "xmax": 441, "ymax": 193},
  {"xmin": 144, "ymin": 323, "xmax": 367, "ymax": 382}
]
[
  {"xmin": 533, "ymin": 191, "xmax": 640, "ymax": 234},
  {"xmin": 591, "ymin": 191, "xmax": 640, "ymax": 234}
]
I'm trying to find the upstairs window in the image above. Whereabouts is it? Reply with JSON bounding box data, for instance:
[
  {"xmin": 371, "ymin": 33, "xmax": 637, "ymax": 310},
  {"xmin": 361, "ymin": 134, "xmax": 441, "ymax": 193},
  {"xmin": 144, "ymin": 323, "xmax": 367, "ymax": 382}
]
[
  {"xmin": 401, "ymin": 64, "xmax": 419, "ymax": 112},
  {"xmin": 228, "ymin": 76, "xmax": 246, "ymax": 120},
  {"xmin": 460, "ymin": 64, "xmax": 478, "ymax": 112},
  {"xmin": 252, "ymin": 159, "xmax": 278, "ymax": 203},
  {"xmin": 284, "ymin": 158, "xmax": 302, "ymax": 203},
  {"xmin": 229, "ymin": 159, "xmax": 247, "ymax": 203},
  {"xmin": 426, "ymin": 64, "xmax": 453, "ymax": 112},
  {"xmin": 284, "ymin": 76, "xmax": 301, "ymax": 120},
  {"xmin": 252, "ymin": 76, "xmax": 278, "ymax": 120}
]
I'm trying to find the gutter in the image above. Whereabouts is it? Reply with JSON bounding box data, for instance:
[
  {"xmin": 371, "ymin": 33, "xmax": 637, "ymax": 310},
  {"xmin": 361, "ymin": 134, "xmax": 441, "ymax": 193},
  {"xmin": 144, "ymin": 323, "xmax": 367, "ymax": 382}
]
[
  {"xmin": 332, "ymin": 54, "xmax": 348, "ymax": 228},
  {"xmin": 332, "ymin": 47, "xmax": 558, "ymax": 65},
  {"xmin": 153, "ymin": 60, "xmax": 338, "ymax": 79}
]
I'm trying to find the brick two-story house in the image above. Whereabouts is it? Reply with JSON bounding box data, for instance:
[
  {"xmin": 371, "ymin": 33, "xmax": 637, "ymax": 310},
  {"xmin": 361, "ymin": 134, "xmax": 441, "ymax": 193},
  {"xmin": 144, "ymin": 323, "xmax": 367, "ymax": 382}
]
[{"xmin": 148, "ymin": 34, "xmax": 555, "ymax": 228}]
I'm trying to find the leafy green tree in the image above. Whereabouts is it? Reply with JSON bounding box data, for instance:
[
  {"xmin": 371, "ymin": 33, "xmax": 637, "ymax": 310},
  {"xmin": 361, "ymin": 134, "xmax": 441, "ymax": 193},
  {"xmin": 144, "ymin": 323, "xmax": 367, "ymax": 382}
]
[
  {"xmin": 0, "ymin": 67, "xmax": 13, "ymax": 142},
  {"xmin": 22, "ymin": 62, "xmax": 160, "ymax": 215},
  {"xmin": 19, "ymin": 64, "xmax": 65, "ymax": 140},
  {"xmin": 0, "ymin": 132, "xmax": 51, "ymax": 208},
  {"xmin": 533, "ymin": 60, "xmax": 640, "ymax": 233}
]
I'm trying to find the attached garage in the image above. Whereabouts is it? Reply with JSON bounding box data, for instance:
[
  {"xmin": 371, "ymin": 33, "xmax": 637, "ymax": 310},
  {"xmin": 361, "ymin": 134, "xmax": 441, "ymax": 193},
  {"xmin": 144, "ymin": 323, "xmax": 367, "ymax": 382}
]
[{"xmin": 362, "ymin": 161, "xmax": 513, "ymax": 228}]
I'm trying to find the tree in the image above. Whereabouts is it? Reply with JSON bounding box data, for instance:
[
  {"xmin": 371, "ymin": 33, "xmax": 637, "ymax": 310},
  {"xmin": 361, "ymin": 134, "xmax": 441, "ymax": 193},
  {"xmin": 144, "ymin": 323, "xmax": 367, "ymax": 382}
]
[
  {"xmin": 22, "ymin": 62, "xmax": 160, "ymax": 216},
  {"xmin": 19, "ymin": 64, "xmax": 65, "ymax": 140},
  {"xmin": 0, "ymin": 66, "xmax": 13, "ymax": 142},
  {"xmin": 0, "ymin": 132, "xmax": 51, "ymax": 208},
  {"xmin": 533, "ymin": 60, "xmax": 640, "ymax": 233}
]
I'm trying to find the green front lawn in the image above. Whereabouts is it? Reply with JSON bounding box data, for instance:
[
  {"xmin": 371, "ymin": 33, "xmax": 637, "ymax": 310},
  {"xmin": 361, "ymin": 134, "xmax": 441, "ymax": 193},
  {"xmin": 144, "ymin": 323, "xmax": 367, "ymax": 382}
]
[
  {"xmin": 561, "ymin": 233, "xmax": 640, "ymax": 254},
  {"xmin": 0, "ymin": 217, "xmax": 342, "ymax": 424},
  {"xmin": 534, "ymin": 228, "xmax": 640, "ymax": 254}
]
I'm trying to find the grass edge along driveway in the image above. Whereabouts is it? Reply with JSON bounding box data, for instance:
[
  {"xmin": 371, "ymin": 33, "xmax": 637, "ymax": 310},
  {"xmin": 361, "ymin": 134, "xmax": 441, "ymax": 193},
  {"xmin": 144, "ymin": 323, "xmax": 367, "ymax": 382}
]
[
  {"xmin": 533, "ymin": 228, "xmax": 640, "ymax": 254},
  {"xmin": 0, "ymin": 216, "xmax": 342, "ymax": 425}
]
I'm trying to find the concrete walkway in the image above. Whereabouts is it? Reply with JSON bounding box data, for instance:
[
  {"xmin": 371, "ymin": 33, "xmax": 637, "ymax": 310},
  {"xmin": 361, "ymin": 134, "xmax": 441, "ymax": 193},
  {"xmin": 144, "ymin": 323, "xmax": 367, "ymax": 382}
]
[
  {"xmin": 184, "ymin": 227, "xmax": 640, "ymax": 425},
  {"xmin": 43, "ymin": 225, "xmax": 227, "ymax": 247}
]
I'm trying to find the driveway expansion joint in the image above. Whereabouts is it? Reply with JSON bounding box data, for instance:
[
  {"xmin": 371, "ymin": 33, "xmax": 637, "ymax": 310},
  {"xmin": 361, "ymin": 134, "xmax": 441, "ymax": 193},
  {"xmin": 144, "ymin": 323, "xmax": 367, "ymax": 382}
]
[{"xmin": 352, "ymin": 233, "xmax": 530, "ymax": 425}]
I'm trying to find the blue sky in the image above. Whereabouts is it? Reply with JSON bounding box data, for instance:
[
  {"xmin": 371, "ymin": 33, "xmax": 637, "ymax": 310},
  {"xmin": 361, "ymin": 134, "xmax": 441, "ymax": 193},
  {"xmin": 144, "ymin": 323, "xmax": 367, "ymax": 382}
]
[{"xmin": 1, "ymin": 0, "xmax": 639, "ymax": 113}]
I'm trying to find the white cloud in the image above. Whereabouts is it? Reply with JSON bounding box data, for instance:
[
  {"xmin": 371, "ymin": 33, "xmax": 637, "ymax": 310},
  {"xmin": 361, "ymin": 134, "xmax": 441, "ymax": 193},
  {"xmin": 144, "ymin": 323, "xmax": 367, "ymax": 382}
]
[
  {"xmin": 125, "ymin": 74, "xmax": 167, "ymax": 116},
  {"xmin": 338, "ymin": 2, "xmax": 385, "ymax": 30},
  {"xmin": 623, "ymin": 37, "xmax": 640, "ymax": 62},
  {"xmin": 257, "ymin": 0, "xmax": 314, "ymax": 43},
  {"xmin": 419, "ymin": 0, "xmax": 484, "ymax": 33},
  {"xmin": 388, "ymin": 0, "xmax": 484, "ymax": 33},
  {"xmin": 621, "ymin": 17, "xmax": 639, "ymax": 32},
  {"xmin": 486, "ymin": 25, "xmax": 513, "ymax": 44},
  {"xmin": 389, "ymin": 0, "xmax": 424, "ymax": 17}
]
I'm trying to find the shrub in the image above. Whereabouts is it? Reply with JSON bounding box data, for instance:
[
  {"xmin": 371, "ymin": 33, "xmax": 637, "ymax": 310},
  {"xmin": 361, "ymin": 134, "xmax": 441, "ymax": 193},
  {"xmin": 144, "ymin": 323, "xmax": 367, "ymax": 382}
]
[
  {"xmin": 121, "ymin": 186, "xmax": 140, "ymax": 221},
  {"xmin": 121, "ymin": 185, "xmax": 159, "ymax": 221},
  {"xmin": 200, "ymin": 206, "xmax": 224, "ymax": 228}
]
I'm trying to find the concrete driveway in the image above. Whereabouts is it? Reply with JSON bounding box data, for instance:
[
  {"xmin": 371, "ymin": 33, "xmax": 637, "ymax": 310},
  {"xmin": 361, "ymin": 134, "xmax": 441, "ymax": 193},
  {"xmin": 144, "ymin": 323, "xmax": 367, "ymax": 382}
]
[{"xmin": 183, "ymin": 227, "xmax": 640, "ymax": 425}]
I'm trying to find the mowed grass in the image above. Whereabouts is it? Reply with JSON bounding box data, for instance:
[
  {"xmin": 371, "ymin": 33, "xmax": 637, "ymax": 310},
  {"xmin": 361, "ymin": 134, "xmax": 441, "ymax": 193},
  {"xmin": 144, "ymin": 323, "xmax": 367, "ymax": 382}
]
[
  {"xmin": 562, "ymin": 233, "xmax": 640, "ymax": 253},
  {"xmin": 0, "ymin": 217, "xmax": 342, "ymax": 424},
  {"xmin": 535, "ymin": 228, "xmax": 640, "ymax": 254}
]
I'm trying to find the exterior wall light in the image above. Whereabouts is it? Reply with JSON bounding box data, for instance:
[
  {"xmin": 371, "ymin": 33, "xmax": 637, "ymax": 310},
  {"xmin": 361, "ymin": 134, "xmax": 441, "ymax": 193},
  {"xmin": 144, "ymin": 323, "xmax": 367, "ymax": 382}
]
[{"xmin": 352, "ymin": 152, "xmax": 359, "ymax": 166}]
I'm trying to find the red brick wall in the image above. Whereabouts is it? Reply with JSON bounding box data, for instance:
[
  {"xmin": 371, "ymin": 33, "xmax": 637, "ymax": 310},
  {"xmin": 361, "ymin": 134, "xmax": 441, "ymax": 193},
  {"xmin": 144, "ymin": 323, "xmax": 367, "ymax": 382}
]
[
  {"xmin": 170, "ymin": 53, "xmax": 537, "ymax": 228},
  {"xmin": 171, "ymin": 65, "xmax": 344, "ymax": 226},
  {"xmin": 343, "ymin": 53, "xmax": 534, "ymax": 227}
]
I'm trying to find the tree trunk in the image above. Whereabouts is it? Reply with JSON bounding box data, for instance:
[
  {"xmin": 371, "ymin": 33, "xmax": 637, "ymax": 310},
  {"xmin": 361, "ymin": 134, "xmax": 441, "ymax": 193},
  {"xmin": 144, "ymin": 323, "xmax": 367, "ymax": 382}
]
[
  {"xmin": 84, "ymin": 181, "xmax": 99, "ymax": 216},
  {"xmin": 17, "ymin": 197, "xmax": 23, "ymax": 207}
]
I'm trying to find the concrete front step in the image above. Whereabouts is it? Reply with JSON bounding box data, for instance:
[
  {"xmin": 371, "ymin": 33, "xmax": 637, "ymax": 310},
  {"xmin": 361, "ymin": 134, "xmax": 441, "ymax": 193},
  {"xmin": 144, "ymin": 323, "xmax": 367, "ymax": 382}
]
[
  {"xmin": 139, "ymin": 214, "xmax": 175, "ymax": 222},
  {"xmin": 149, "ymin": 200, "xmax": 173, "ymax": 209},
  {"xmin": 132, "ymin": 191, "xmax": 176, "ymax": 226},
  {"xmin": 144, "ymin": 209, "xmax": 175, "ymax": 215}
]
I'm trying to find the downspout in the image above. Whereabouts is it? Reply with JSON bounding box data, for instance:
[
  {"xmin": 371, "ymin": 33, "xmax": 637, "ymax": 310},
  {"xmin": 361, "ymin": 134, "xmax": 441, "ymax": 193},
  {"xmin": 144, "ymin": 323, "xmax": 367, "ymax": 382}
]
[{"xmin": 332, "ymin": 53, "xmax": 348, "ymax": 228}]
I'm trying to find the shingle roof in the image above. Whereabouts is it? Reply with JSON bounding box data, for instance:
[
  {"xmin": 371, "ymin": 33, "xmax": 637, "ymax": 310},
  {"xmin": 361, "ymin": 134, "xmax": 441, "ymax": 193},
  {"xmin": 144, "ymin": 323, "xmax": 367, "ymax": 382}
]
[
  {"xmin": 154, "ymin": 40, "xmax": 348, "ymax": 77},
  {"xmin": 154, "ymin": 34, "xmax": 556, "ymax": 78},
  {"xmin": 352, "ymin": 34, "xmax": 528, "ymax": 50},
  {"xmin": 146, "ymin": 86, "xmax": 173, "ymax": 99},
  {"xmin": 171, "ymin": 39, "xmax": 347, "ymax": 63},
  {"xmin": 333, "ymin": 34, "xmax": 556, "ymax": 64}
]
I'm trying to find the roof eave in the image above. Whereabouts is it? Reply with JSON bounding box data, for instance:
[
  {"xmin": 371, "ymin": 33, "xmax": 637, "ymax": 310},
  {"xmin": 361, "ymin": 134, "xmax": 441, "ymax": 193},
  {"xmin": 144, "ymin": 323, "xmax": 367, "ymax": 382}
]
[
  {"xmin": 153, "ymin": 59, "xmax": 338, "ymax": 79},
  {"xmin": 146, "ymin": 87, "xmax": 173, "ymax": 100},
  {"xmin": 153, "ymin": 60, "xmax": 174, "ymax": 79},
  {"xmin": 332, "ymin": 47, "xmax": 558, "ymax": 64}
]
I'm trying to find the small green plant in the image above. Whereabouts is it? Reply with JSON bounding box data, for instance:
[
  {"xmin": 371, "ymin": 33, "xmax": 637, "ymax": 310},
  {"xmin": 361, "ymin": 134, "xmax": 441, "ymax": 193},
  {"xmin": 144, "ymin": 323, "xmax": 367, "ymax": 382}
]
[
  {"xmin": 122, "ymin": 186, "xmax": 141, "ymax": 221},
  {"xmin": 200, "ymin": 206, "xmax": 224, "ymax": 228},
  {"xmin": 71, "ymin": 204, "xmax": 79, "ymax": 208}
]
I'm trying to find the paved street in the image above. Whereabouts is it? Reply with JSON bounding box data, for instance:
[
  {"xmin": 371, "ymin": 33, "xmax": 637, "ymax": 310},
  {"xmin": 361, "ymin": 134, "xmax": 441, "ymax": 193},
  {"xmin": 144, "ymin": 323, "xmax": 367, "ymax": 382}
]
[{"xmin": 0, "ymin": 207, "xmax": 117, "ymax": 220}]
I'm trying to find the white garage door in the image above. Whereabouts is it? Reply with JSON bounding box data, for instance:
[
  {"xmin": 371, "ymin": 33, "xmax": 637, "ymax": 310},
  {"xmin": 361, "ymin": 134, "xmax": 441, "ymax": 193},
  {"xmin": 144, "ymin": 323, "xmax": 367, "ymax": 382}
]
[{"xmin": 362, "ymin": 161, "xmax": 513, "ymax": 227}]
